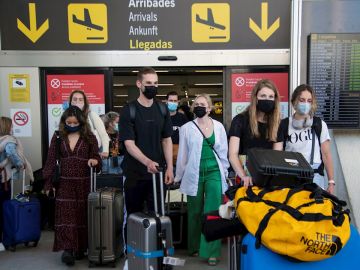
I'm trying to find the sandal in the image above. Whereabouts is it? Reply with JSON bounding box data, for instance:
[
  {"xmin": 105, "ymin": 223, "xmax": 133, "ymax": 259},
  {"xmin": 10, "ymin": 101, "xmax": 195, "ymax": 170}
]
[{"xmin": 208, "ymin": 258, "xmax": 218, "ymax": 266}]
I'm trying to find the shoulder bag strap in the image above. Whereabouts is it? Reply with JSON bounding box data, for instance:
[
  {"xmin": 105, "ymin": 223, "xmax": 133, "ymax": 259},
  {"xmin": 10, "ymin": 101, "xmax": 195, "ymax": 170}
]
[
  {"xmin": 191, "ymin": 120, "xmax": 220, "ymax": 160},
  {"xmin": 54, "ymin": 131, "xmax": 61, "ymax": 164}
]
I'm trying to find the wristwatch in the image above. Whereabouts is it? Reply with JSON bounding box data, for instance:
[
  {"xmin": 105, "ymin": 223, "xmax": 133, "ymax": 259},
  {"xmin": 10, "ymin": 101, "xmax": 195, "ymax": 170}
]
[{"xmin": 328, "ymin": 180, "xmax": 335, "ymax": 186}]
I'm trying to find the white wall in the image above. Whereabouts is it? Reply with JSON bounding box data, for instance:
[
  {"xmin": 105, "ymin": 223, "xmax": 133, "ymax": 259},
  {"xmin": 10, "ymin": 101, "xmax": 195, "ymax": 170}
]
[{"xmin": 0, "ymin": 67, "xmax": 42, "ymax": 171}]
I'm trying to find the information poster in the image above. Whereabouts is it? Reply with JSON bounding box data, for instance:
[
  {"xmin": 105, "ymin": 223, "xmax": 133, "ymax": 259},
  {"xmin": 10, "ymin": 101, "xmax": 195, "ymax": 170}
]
[
  {"xmin": 8, "ymin": 74, "xmax": 30, "ymax": 103},
  {"xmin": 231, "ymin": 72, "xmax": 289, "ymax": 119},
  {"xmin": 46, "ymin": 74, "xmax": 105, "ymax": 141}
]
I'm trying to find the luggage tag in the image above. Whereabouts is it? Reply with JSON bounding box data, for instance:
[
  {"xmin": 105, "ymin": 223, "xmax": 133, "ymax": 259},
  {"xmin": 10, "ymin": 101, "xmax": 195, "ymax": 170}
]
[{"xmin": 163, "ymin": 256, "xmax": 186, "ymax": 266}]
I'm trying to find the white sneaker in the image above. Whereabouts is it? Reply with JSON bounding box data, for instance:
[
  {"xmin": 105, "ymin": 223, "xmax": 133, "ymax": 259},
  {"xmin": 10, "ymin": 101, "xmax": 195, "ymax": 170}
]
[
  {"xmin": 0, "ymin": 243, "xmax": 5, "ymax": 252},
  {"xmin": 123, "ymin": 259, "xmax": 128, "ymax": 270}
]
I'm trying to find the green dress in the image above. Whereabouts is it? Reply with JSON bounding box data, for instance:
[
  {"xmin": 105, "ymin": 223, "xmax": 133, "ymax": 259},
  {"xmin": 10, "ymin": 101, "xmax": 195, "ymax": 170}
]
[{"xmin": 187, "ymin": 132, "xmax": 222, "ymax": 258}]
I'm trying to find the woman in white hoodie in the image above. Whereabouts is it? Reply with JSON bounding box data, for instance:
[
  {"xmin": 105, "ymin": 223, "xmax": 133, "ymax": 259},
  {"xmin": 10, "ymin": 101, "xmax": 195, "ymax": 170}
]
[
  {"xmin": 175, "ymin": 94, "xmax": 229, "ymax": 266},
  {"xmin": 69, "ymin": 90, "xmax": 109, "ymax": 159}
]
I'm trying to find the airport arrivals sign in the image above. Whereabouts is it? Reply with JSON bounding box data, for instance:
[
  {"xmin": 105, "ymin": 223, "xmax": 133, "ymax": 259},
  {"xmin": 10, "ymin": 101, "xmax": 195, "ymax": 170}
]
[{"xmin": 0, "ymin": 0, "xmax": 290, "ymax": 50}]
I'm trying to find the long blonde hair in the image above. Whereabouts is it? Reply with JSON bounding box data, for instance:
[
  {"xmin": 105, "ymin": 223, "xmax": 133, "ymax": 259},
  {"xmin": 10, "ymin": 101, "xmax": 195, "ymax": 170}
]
[
  {"xmin": 0, "ymin": 117, "xmax": 12, "ymax": 136},
  {"xmin": 247, "ymin": 79, "xmax": 281, "ymax": 142}
]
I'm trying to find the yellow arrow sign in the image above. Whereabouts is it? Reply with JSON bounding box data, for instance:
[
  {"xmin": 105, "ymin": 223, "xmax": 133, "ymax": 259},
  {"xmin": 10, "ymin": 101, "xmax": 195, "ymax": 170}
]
[
  {"xmin": 17, "ymin": 3, "xmax": 49, "ymax": 43},
  {"xmin": 249, "ymin": 2, "xmax": 280, "ymax": 42}
]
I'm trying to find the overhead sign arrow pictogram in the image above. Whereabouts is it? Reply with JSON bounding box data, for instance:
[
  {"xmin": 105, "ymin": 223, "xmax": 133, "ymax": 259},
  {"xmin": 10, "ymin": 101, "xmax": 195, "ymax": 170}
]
[
  {"xmin": 249, "ymin": 2, "xmax": 279, "ymax": 42},
  {"xmin": 17, "ymin": 3, "xmax": 49, "ymax": 43}
]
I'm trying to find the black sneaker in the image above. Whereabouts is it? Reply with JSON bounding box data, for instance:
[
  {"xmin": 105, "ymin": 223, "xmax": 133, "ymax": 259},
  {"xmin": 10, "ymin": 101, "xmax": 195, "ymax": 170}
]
[{"xmin": 61, "ymin": 250, "xmax": 75, "ymax": 266}]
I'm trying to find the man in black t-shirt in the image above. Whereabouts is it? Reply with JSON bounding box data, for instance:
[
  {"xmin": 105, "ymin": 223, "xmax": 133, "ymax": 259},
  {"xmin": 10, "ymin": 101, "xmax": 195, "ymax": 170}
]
[
  {"xmin": 119, "ymin": 67, "xmax": 174, "ymax": 220},
  {"xmin": 166, "ymin": 91, "xmax": 188, "ymax": 144}
]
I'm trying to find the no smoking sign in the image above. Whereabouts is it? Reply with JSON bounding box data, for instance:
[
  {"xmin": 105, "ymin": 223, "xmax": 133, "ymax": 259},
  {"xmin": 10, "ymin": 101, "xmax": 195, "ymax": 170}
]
[{"xmin": 11, "ymin": 109, "xmax": 32, "ymax": 137}]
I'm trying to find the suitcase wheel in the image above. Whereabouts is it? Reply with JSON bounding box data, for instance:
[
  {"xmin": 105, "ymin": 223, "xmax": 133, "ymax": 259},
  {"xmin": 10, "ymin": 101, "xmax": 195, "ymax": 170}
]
[
  {"xmin": 32, "ymin": 241, "xmax": 38, "ymax": 247},
  {"xmin": 111, "ymin": 262, "xmax": 116, "ymax": 268},
  {"xmin": 24, "ymin": 242, "xmax": 29, "ymax": 247},
  {"xmin": 5, "ymin": 245, "xmax": 16, "ymax": 252},
  {"xmin": 88, "ymin": 261, "xmax": 96, "ymax": 268}
]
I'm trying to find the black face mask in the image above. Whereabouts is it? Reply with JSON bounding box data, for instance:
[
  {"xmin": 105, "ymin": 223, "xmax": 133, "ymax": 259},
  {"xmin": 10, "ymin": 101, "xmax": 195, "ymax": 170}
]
[
  {"xmin": 256, "ymin": 100, "xmax": 275, "ymax": 113},
  {"xmin": 142, "ymin": 86, "xmax": 158, "ymax": 99},
  {"xmin": 65, "ymin": 124, "xmax": 81, "ymax": 133},
  {"xmin": 193, "ymin": 106, "xmax": 207, "ymax": 118}
]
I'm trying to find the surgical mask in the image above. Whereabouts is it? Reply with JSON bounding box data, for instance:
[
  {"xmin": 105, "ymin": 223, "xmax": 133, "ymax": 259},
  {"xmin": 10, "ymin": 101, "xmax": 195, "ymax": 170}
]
[
  {"xmin": 256, "ymin": 100, "xmax": 275, "ymax": 113},
  {"xmin": 167, "ymin": 102, "xmax": 178, "ymax": 112},
  {"xmin": 296, "ymin": 102, "xmax": 311, "ymax": 115},
  {"xmin": 142, "ymin": 86, "xmax": 158, "ymax": 99},
  {"xmin": 65, "ymin": 124, "xmax": 81, "ymax": 133},
  {"xmin": 193, "ymin": 106, "xmax": 207, "ymax": 118}
]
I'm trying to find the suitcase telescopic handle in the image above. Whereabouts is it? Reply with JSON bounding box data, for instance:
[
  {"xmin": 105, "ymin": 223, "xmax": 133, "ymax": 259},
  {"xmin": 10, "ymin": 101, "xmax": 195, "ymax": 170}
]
[
  {"xmin": 90, "ymin": 166, "xmax": 97, "ymax": 192},
  {"xmin": 10, "ymin": 168, "xmax": 26, "ymax": 199},
  {"xmin": 152, "ymin": 167, "xmax": 165, "ymax": 217}
]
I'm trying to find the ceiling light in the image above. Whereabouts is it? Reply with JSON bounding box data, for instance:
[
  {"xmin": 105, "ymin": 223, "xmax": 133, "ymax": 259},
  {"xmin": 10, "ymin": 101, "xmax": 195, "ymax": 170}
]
[
  {"xmin": 195, "ymin": 70, "xmax": 223, "ymax": 73},
  {"xmin": 194, "ymin": 83, "xmax": 223, "ymax": 86},
  {"xmin": 114, "ymin": 105, "xmax": 124, "ymax": 108},
  {"xmin": 116, "ymin": 94, "xmax": 128, "ymax": 97},
  {"xmin": 155, "ymin": 70, "xmax": 169, "ymax": 73},
  {"xmin": 158, "ymin": 83, "xmax": 174, "ymax": 86},
  {"xmin": 113, "ymin": 83, "xmax": 124, "ymax": 87},
  {"xmin": 156, "ymin": 94, "xmax": 167, "ymax": 97}
]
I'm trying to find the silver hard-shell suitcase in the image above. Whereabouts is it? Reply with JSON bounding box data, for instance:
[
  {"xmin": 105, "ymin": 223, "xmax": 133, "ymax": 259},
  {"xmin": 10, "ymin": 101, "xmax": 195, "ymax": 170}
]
[
  {"xmin": 87, "ymin": 167, "xmax": 124, "ymax": 267},
  {"xmin": 127, "ymin": 170, "xmax": 174, "ymax": 270}
]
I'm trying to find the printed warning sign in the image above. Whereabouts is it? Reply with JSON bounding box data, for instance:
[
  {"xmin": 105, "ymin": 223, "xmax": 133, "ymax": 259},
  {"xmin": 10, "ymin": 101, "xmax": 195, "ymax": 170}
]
[
  {"xmin": 68, "ymin": 3, "xmax": 108, "ymax": 44},
  {"xmin": 8, "ymin": 74, "xmax": 30, "ymax": 103},
  {"xmin": 10, "ymin": 109, "xmax": 32, "ymax": 137}
]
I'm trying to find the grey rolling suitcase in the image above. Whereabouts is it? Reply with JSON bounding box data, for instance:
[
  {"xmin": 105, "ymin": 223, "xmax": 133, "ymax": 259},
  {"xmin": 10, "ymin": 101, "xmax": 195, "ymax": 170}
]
[
  {"xmin": 127, "ymin": 170, "xmax": 174, "ymax": 270},
  {"xmin": 88, "ymin": 167, "xmax": 124, "ymax": 267}
]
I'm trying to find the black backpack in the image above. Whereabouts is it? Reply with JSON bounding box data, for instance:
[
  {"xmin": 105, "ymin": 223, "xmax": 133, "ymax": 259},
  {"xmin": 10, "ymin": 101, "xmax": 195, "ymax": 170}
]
[{"xmin": 282, "ymin": 116, "xmax": 324, "ymax": 175}]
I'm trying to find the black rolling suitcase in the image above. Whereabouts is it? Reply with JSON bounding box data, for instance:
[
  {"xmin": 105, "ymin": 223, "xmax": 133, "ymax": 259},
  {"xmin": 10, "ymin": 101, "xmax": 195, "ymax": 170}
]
[
  {"xmin": 247, "ymin": 148, "xmax": 314, "ymax": 187},
  {"xmin": 166, "ymin": 184, "xmax": 187, "ymax": 249}
]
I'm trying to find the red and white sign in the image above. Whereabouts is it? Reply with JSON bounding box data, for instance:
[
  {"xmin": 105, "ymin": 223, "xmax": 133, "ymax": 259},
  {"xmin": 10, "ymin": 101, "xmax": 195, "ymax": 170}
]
[
  {"xmin": 10, "ymin": 109, "xmax": 32, "ymax": 137},
  {"xmin": 231, "ymin": 72, "xmax": 289, "ymax": 119},
  {"xmin": 46, "ymin": 74, "xmax": 105, "ymax": 104},
  {"xmin": 46, "ymin": 74, "xmax": 106, "ymax": 143}
]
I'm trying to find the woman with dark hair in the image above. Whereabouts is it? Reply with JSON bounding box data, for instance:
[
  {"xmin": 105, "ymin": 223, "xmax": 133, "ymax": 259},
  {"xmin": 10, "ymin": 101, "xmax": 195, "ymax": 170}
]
[
  {"xmin": 43, "ymin": 106, "xmax": 101, "ymax": 266},
  {"xmin": 274, "ymin": 84, "xmax": 335, "ymax": 194},
  {"xmin": 101, "ymin": 111, "xmax": 123, "ymax": 174},
  {"xmin": 69, "ymin": 90, "xmax": 109, "ymax": 159},
  {"xmin": 228, "ymin": 79, "xmax": 281, "ymax": 187}
]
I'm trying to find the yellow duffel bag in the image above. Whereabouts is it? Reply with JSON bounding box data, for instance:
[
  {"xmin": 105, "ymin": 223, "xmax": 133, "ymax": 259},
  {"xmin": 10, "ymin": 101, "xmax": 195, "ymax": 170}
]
[{"xmin": 234, "ymin": 183, "xmax": 351, "ymax": 261}]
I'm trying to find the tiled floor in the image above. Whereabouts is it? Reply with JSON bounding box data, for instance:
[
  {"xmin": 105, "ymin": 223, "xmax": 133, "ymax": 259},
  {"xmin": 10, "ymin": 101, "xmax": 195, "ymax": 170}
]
[{"xmin": 0, "ymin": 230, "xmax": 229, "ymax": 270}]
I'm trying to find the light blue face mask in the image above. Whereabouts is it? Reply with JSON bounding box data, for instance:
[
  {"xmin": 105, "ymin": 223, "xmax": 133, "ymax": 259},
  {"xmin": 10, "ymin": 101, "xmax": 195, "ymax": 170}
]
[
  {"xmin": 296, "ymin": 102, "xmax": 311, "ymax": 115},
  {"xmin": 167, "ymin": 102, "xmax": 178, "ymax": 112}
]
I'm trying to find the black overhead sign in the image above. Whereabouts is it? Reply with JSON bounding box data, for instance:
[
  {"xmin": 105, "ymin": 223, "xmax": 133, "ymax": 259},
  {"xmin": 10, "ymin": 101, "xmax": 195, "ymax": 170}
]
[{"xmin": 0, "ymin": 0, "xmax": 290, "ymax": 51}]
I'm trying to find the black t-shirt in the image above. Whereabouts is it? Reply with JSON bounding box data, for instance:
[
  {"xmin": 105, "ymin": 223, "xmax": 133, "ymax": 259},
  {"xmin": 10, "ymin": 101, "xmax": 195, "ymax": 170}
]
[
  {"xmin": 228, "ymin": 111, "xmax": 274, "ymax": 155},
  {"xmin": 119, "ymin": 100, "xmax": 173, "ymax": 179},
  {"xmin": 170, "ymin": 112, "xmax": 188, "ymax": 144}
]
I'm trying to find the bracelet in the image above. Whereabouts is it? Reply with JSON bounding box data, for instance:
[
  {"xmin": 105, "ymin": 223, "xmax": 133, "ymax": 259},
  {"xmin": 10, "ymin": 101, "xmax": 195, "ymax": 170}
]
[{"xmin": 328, "ymin": 180, "xmax": 335, "ymax": 186}]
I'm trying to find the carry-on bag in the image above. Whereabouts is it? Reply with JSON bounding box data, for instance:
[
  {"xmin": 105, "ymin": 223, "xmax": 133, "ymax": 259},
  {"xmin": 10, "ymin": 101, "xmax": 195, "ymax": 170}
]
[
  {"xmin": 127, "ymin": 169, "xmax": 174, "ymax": 270},
  {"xmin": 247, "ymin": 148, "xmax": 314, "ymax": 187},
  {"xmin": 88, "ymin": 167, "xmax": 124, "ymax": 267},
  {"xmin": 97, "ymin": 158, "xmax": 124, "ymax": 190},
  {"xmin": 166, "ymin": 183, "xmax": 187, "ymax": 248},
  {"xmin": 232, "ymin": 224, "xmax": 360, "ymax": 270},
  {"xmin": 3, "ymin": 169, "xmax": 41, "ymax": 251}
]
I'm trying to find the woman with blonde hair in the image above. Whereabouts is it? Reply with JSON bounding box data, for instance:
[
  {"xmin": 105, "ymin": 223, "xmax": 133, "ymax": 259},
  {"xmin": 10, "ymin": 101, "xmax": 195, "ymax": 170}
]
[
  {"xmin": 228, "ymin": 79, "xmax": 281, "ymax": 187},
  {"xmin": 69, "ymin": 90, "xmax": 109, "ymax": 159},
  {"xmin": 274, "ymin": 84, "xmax": 335, "ymax": 194},
  {"xmin": 175, "ymin": 94, "xmax": 229, "ymax": 266},
  {"xmin": 0, "ymin": 116, "xmax": 33, "ymax": 250}
]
